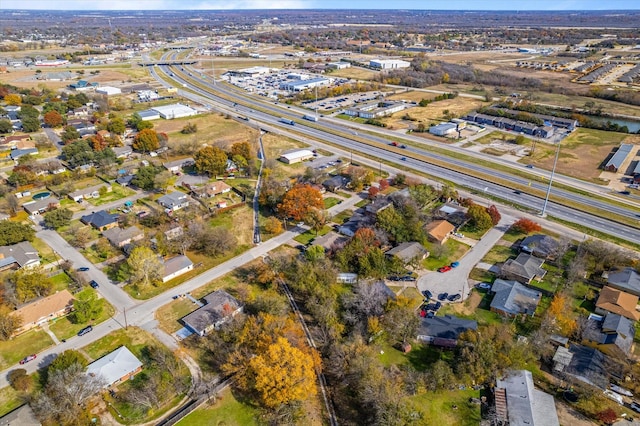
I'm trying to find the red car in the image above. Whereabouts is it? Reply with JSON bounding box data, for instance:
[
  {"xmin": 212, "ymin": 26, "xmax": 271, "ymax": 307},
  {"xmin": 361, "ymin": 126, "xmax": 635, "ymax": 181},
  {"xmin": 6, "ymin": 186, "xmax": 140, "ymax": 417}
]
[
  {"xmin": 438, "ymin": 266, "xmax": 452, "ymax": 273},
  {"xmin": 19, "ymin": 354, "xmax": 37, "ymax": 364}
]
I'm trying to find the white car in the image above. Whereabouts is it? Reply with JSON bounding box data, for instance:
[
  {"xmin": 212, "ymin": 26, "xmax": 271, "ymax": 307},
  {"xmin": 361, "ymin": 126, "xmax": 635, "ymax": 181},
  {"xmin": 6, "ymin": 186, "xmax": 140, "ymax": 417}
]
[{"xmin": 604, "ymin": 390, "xmax": 624, "ymax": 405}]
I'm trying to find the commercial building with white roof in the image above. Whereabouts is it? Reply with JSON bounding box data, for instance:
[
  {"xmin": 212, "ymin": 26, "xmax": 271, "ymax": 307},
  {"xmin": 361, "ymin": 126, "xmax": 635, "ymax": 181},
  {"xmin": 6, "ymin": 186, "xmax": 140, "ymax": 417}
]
[
  {"xmin": 279, "ymin": 149, "xmax": 314, "ymax": 164},
  {"xmin": 151, "ymin": 103, "xmax": 198, "ymax": 119},
  {"xmin": 369, "ymin": 59, "xmax": 411, "ymax": 70}
]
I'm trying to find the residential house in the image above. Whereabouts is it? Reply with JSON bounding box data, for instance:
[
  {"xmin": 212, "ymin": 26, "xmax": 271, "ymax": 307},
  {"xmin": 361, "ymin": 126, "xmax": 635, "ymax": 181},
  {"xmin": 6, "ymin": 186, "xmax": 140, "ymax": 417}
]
[
  {"xmin": 595, "ymin": 286, "xmax": 640, "ymax": 321},
  {"xmin": 163, "ymin": 254, "xmax": 194, "ymax": 282},
  {"xmin": 86, "ymin": 346, "xmax": 143, "ymax": 388},
  {"xmin": 181, "ymin": 290, "xmax": 243, "ymax": 336},
  {"xmin": 10, "ymin": 148, "xmax": 38, "ymax": 161},
  {"xmin": 0, "ymin": 241, "xmax": 40, "ymax": 271},
  {"xmin": 102, "ymin": 226, "xmax": 144, "ymax": 248},
  {"xmin": 552, "ymin": 344, "xmax": 610, "ymax": 389},
  {"xmin": 519, "ymin": 234, "xmax": 560, "ymax": 260},
  {"xmin": 435, "ymin": 203, "xmax": 468, "ymax": 228},
  {"xmin": 10, "ymin": 290, "xmax": 75, "ymax": 335},
  {"xmin": 607, "ymin": 267, "xmax": 640, "ymax": 297},
  {"xmin": 163, "ymin": 157, "xmax": 194, "ymax": 174},
  {"xmin": 115, "ymin": 175, "xmax": 134, "ymax": 187},
  {"xmin": 22, "ymin": 197, "xmax": 60, "ymax": 216},
  {"xmin": 80, "ymin": 210, "xmax": 119, "ymax": 230},
  {"xmin": 157, "ymin": 191, "xmax": 190, "ymax": 213},
  {"xmin": 112, "ymin": 146, "xmax": 132, "ymax": 159},
  {"xmin": 68, "ymin": 184, "xmax": 112, "ymax": 202},
  {"xmin": 69, "ymin": 79, "xmax": 99, "ymax": 91},
  {"xmin": 494, "ymin": 370, "xmax": 559, "ymax": 426},
  {"xmin": 490, "ymin": 279, "xmax": 542, "ymax": 317},
  {"xmin": 417, "ymin": 315, "xmax": 477, "ymax": 348},
  {"xmin": 500, "ymin": 253, "xmax": 547, "ymax": 284},
  {"xmin": 365, "ymin": 197, "xmax": 393, "ymax": 216},
  {"xmin": 164, "ymin": 226, "xmax": 184, "ymax": 241},
  {"xmin": 0, "ymin": 134, "xmax": 31, "ymax": 149},
  {"xmin": 336, "ymin": 273, "xmax": 358, "ymax": 284},
  {"xmin": 425, "ymin": 220, "xmax": 455, "ymax": 244},
  {"xmin": 188, "ymin": 181, "xmax": 232, "ymax": 198},
  {"xmin": 15, "ymin": 139, "xmax": 36, "ymax": 150},
  {"xmin": 338, "ymin": 214, "xmax": 369, "ymax": 237},
  {"xmin": 582, "ymin": 313, "xmax": 635, "ymax": 357},
  {"xmin": 384, "ymin": 242, "xmax": 428, "ymax": 264},
  {"xmin": 310, "ymin": 231, "xmax": 348, "ymax": 252},
  {"xmin": 0, "ymin": 404, "xmax": 41, "ymax": 426},
  {"xmin": 322, "ymin": 175, "xmax": 349, "ymax": 192}
]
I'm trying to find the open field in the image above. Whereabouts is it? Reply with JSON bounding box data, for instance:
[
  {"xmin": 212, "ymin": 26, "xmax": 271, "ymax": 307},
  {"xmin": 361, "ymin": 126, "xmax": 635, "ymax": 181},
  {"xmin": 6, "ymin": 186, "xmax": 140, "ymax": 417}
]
[
  {"xmin": 328, "ymin": 66, "xmax": 379, "ymax": 80},
  {"xmin": 176, "ymin": 388, "xmax": 259, "ymax": 426},
  {"xmin": 0, "ymin": 66, "xmax": 150, "ymax": 90},
  {"xmin": 193, "ymin": 58, "xmax": 289, "ymax": 78},
  {"xmin": 160, "ymin": 113, "xmax": 260, "ymax": 149},
  {"xmin": 527, "ymin": 128, "xmax": 629, "ymax": 181},
  {"xmin": 380, "ymin": 97, "xmax": 486, "ymax": 131}
]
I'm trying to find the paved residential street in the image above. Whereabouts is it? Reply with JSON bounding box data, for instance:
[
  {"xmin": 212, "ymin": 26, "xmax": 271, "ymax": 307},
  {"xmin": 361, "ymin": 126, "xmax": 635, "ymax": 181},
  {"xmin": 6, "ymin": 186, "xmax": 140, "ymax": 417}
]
[{"xmin": 417, "ymin": 215, "xmax": 515, "ymax": 302}]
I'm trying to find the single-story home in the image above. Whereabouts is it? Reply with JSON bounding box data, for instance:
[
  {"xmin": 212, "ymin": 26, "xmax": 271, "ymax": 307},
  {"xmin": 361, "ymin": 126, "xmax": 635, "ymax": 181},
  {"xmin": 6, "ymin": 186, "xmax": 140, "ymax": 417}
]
[
  {"xmin": 164, "ymin": 226, "xmax": 184, "ymax": 241},
  {"xmin": 0, "ymin": 404, "xmax": 41, "ymax": 426},
  {"xmin": 68, "ymin": 184, "xmax": 112, "ymax": 202},
  {"xmin": 310, "ymin": 231, "xmax": 349, "ymax": 252},
  {"xmin": 322, "ymin": 175, "xmax": 349, "ymax": 192},
  {"xmin": 112, "ymin": 146, "xmax": 133, "ymax": 159},
  {"xmin": 606, "ymin": 267, "xmax": 640, "ymax": 297},
  {"xmin": 86, "ymin": 346, "xmax": 143, "ymax": 388},
  {"xmin": 10, "ymin": 148, "xmax": 38, "ymax": 160},
  {"xmin": 500, "ymin": 253, "xmax": 546, "ymax": 284},
  {"xmin": 595, "ymin": 286, "xmax": 640, "ymax": 321},
  {"xmin": 181, "ymin": 290, "xmax": 243, "ymax": 336},
  {"xmin": 22, "ymin": 197, "xmax": 61, "ymax": 216},
  {"xmin": 552, "ymin": 344, "xmax": 610, "ymax": 389},
  {"xmin": 490, "ymin": 279, "xmax": 542, "ymax": 317},
  {"xmin": 163, "ymin": 157, "xmax": 194, "ymax": 174},
  {"xmin": 0, "ymin": 241, "xmax": 40, "ymax": 271},
  {"xmin": 582, "ymin": 313, "xmax": 635, "ymax": 356},
  {"xmin": 337, "ymin": 214, "xmax": 369, "ymax": 237},
  {"xmin": 115, "ymin": 175, "xmax": 134, "ymax": 186},
  {"xmin": 384, "ymin": 242, "xmax": 428, "ymax": 264},
  {"xmin": 364, "ymin": 198, "xmax": 393, "ymax": 216},
  {"xmin": 519, "ymin": 234, "xmax": 560, "ymax": 260},
  {"xmin": 102, "ymin": 226, "xmax": 144, "ymax": 248},
  {"xmin": 157, "ymin": 191, "xmax": 190, "ymax": 213},
  {"xmin": 163, "ymin": 255, "xmax": 193, "ymax": 282},
  {"xmin": 425, "ymin": 220, "xmax": 455, "ymax": 244},
  {"xmin": 10, "ymin": 290, "xmax": 75, "ymax": 335},
  {"xmin": 188, "ymin": 181, "xmax": 232, "ymax": 198},
  {"xmin": 80, "ymin": 210, "xmax": 119, "ymax": 230},
  {"xmin": 494, "ymin": 370, "xmax": 559, "ymax": 426},
  {"xmin": 417, "ymin": 315, "xmax": 477, "ymax": 348}
]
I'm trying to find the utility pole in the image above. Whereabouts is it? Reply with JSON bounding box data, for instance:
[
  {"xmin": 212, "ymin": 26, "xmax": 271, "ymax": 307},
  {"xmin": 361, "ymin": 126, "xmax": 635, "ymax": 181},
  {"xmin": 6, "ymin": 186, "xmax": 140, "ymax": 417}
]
[
  {"xmin": 540, "ymin": 140, "xmax": 561, "ymax": 217},
  {"xmin": 123, "ymin": 307, "xmax": 128, "ymax": 330}
]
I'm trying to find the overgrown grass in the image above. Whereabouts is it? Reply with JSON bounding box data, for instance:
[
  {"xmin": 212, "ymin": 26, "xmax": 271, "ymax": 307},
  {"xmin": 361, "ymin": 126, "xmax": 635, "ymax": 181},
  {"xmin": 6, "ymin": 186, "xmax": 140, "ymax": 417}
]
[
  {"xmin": 0, "ymin": 386, "xmax": 22, "ymax": 418},
  {"xmin": 176, "ymin": 388, "xmax": 259, "ymax": 426}
]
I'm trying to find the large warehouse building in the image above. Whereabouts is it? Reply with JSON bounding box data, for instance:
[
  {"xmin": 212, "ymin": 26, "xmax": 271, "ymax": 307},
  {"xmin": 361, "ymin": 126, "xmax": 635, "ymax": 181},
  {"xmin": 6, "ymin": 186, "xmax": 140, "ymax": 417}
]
[
  {"xmin": 279, "ymin": 149, "xmax": 314, "ymax": 164},
  {"xmin": 150, "ymin": 104, "xmax": 198, "ymax": 120},
  {"xmin": 369, "ymin": 59, "xmax": 411, "ymax": 70}
]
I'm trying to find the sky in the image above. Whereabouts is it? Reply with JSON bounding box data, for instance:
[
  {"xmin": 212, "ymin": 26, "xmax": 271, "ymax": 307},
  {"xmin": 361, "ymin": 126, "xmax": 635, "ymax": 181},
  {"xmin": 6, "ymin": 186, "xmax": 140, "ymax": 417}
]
[{"xmin": 1, "ymin": 0, "xmax": 638, "ymax": 10}]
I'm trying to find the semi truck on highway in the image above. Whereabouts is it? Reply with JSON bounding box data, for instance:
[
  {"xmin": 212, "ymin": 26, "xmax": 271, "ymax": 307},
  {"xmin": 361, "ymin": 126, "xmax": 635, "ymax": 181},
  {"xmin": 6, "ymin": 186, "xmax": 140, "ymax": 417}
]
[
  {"xmin": 303, "ymin": 114, "xmax": 319, "ymax": 122},
  {"xmin": 279, "ymin": 117, "xmax": 295, "ymax": 125}
]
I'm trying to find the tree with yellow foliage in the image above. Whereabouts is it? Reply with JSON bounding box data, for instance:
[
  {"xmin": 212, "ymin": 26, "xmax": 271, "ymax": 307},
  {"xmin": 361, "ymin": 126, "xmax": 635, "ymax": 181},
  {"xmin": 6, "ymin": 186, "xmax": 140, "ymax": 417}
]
[
  {"xmin": 547, "ymin": 292, "xmax": 577, "ymax": 337},
  {"xmin": 248, "ymin": 336, "xmax": 318, "ymax": 408}
]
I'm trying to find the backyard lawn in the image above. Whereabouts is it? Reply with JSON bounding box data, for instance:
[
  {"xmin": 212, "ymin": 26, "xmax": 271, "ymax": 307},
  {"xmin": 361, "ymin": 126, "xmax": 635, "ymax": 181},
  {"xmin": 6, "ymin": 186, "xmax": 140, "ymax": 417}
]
[
  {"xmin": 409, "ymin": 389, "xmax": 481, "ymax": 426},
  {"xmin": 86, "ymin": 185, "xmax": 135, "ymax": 206},
  {"xmin": 176, "ymin": 388, "xmax": 259, "ymax": 426},
  {"xmin": 82, "ymin": 326, "xmax": 158, "ymax": 361}
]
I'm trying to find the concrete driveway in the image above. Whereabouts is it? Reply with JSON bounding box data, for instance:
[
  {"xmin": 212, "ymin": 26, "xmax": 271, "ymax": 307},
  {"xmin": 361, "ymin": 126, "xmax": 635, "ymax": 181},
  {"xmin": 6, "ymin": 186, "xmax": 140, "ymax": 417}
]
[{"xmin": 417, "ymin": 216, "xmax": 514, "ymax": 303}]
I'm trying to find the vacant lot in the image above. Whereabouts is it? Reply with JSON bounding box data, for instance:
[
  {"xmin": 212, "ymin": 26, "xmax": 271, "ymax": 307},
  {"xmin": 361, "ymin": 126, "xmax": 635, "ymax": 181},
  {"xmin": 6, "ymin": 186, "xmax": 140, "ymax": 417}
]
[
  {"xmin": 0, "ymin": 66, "xmax": 148, "ymax": 90},
  {"xmin": 528, "ymin": 128, "xmax": 629, "ymax": 181},
  {"xmin": 328, "ymin": 66, "xmax": 379, "ymax": 80},
  {"xmin": 159, "ymin": 113, "xmax": 259, "ymax": 149},
  {"xmin": 381, "ymin": 97, "xmax": 486, "ymax": 131}
]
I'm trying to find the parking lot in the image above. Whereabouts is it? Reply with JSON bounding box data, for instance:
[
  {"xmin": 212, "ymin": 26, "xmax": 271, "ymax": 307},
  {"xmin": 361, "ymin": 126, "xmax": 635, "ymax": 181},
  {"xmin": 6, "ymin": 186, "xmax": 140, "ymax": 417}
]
[{"xmin": 303, "ymin": 90, "xmax": 388, "ymax": 113}]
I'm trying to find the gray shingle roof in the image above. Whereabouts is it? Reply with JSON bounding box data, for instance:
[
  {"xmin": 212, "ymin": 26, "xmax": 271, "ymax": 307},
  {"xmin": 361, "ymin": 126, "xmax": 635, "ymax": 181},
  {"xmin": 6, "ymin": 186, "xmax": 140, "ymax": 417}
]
[
  {"xmin": 496, "ymin": 370, "xmax": 559, "ymax": 426},
  {"xmin": 490, "ymin": 279, "xmax": 541, "ymax": 316},
  {"xmin": 80, "ymin": 210, "xmax": 118, "ymax": 228},
  {"xmin": 384, "ymin": 242, "xmax": 428, "ymax": 263},
  {"xmin": 418, "ymin": 315, "xmax": 477, "ymax": 341},
  {"xmin": 501, "ymin": 253, "xmax": 546, "ymax": 282},
  {"xmin": 181, "ymin": 290, "xmax": 242, "ymax": 336},
  {"xmin": 607, "ymin": 267, "xmax": 640, "ymax": 297}
]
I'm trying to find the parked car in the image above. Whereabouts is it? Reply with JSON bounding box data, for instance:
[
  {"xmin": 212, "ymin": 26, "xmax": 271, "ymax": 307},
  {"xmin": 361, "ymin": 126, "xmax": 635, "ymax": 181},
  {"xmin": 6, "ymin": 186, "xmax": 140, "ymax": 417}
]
[
  {"xmin": 631, "ymin": 402, "xmax": 640, "ymax": 413},
  {"xmin": 438, "ymin": 292, "xmax": 449, "ymax": 301},
  {"xmin": 604, "ymin": 390, "xmax": 624, "ymax": 405},
  {"xmin": 450, "ymin": 261, "xmax": 460, "ymax": 268},
  {"xmin": 77, "ymin": 325, "xmax": 93, "ymax": 336},
  {"xmin": 476, "ymin": 283, "xmax": 492, "ymax": 291},
  {"xmin": 89, "ymin": 280, "xmax": 99, "ymax": 289},
  {"xmin": 425, "ymin": 311, "xmax": 435, "ymax": 319},
  {"xmin": 433, "ymin": 301, "xmax": 442, "ymax": 310},
  {"xmin": 422, "ymin": 290, "xmax": 433, "ymax": 300},
  {"xmin": 19, "ymin": 354, "xmax": 37, "ymax": 364},
  {"xmin": 438, "ymin": 265, "xmax": 452, "ymax": 273},
  {"xmin": 447, "ymin": 294, "xmax": 462, "ymax": 302},
  {"xmin": 77, "ymin": 267, "xmax": 90, "ymax": 272},
  {"xmin": 399, "ymin": 275, "xmax": 416, "ymax": 281}
]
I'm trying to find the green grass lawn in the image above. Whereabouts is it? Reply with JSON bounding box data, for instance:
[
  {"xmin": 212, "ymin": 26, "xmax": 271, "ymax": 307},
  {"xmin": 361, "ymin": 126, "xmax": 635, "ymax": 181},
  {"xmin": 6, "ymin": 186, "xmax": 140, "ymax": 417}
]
[
  {"xmin": 293, "ymin": 225, "xmax": 332, "ymax": 245},
  {"xmin": 376, "ymin": 341, "xmax": 409, "ymax": 368},
  {"xmin": 423, "ymin": 239, "xmax": 470, "ymax": 270},
  {"xmin": 49, "ymin": 289, "xmax": 115, "ymax": 340},
  {"xmin": 335, "ymin": 191, "xmax": 352, "ymax": 198},
  {"xmin": 177, "ymin": 388, "xmax": 259, "ymax": 426},
  {"xmin": 355, "ymin": 199, "xmax": 370, "ymax": 208},
  {"xmin": 331, "ymin": 209, "xmax": 353, "ymax": 224},
  {"xmin": 81, "ymin": 239, "xmax": 120, "ymax": 264},
  {"xmin": 323, "ymin": 197, "xmax": 341, "ymax": 209},
  {"xmin": 82, "ymin": 326, "xmax": 157, "ymax": 361},
  {"xmin": 31, "ymin": 237, "xmax": 58, "ymax": 264},
  {"xmin": 409, "ymin": 389, "xmax": 481, "ymax": 426},
  {"xmin": 86, "ymin": 185, "xmax": 135, "ymax": 206},
  {"xmin": 50, "ymin": 270, "xmax": 73, "ymax": 291},
  {"xmin": 481, "ymin": 245, "xmax": 515, "ymax": 265},
  {"xmin": 156, "ymin": 298, "xmax": 199, "ymax": 334},
  {"xmin": 0, "ymin": 330, "xmax": 54, "ymax": 370},
  {"xmin": 0, "ymin": 386, "xmax": 22, "ymax": 418}
]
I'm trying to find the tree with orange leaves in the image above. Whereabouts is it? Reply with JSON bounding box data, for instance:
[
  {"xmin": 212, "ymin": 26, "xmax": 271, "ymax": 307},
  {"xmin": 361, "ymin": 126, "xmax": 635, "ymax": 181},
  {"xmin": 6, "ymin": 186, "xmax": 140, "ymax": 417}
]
[
  {"xmin": 277, "ymin": 184, "xmax": 324, "ymax": 223},
  {"xmin": 511, "ymin": 218, "xmax": 542, "ymax": 234},
  {"xmin": 547, "ymin": 293, "xmax": 576, "ymax": 337}
]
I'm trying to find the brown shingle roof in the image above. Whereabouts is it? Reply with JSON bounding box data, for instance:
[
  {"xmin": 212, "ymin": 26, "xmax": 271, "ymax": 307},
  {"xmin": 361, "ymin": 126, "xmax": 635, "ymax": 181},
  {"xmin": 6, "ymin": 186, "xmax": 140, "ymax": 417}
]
[
  {"xmin": 425, "ymin": 220, "xmax": 455, "ymax": 243},
  {"xmin": 596, "ymin": 286, "xmax": 640, "ymax": 321},
  {"xmin": 11, "ymin": 289, "xmax": 75, "ymax": 326}
]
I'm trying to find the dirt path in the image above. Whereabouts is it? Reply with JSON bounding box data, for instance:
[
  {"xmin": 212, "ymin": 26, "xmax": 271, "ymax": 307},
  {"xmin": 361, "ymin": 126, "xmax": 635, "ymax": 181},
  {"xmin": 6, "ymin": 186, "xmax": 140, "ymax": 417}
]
[{"xmin": 555, "ymin": 400, "xmax": 598, "ymax": 426}]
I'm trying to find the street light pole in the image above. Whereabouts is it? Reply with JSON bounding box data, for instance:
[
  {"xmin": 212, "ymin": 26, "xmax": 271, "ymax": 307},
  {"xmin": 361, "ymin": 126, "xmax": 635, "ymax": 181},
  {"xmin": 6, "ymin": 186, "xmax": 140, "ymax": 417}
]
[{"xmin": 540, "ymin": 140, "xmax": 561, "ymax": 217}]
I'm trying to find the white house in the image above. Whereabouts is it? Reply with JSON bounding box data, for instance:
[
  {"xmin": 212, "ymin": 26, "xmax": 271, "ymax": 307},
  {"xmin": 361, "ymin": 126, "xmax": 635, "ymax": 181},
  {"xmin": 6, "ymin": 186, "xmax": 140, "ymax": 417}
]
[
  {"xmin": 86, "ymin": 346, "xmax": 143, "ymax": 388},
  {"xmin": 157, "ymin": 191, "xmax": 190, "ymax": 213},
  {"xmin": 163, "ymin": 255, "xmax": 194, "ymax": 282}
]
